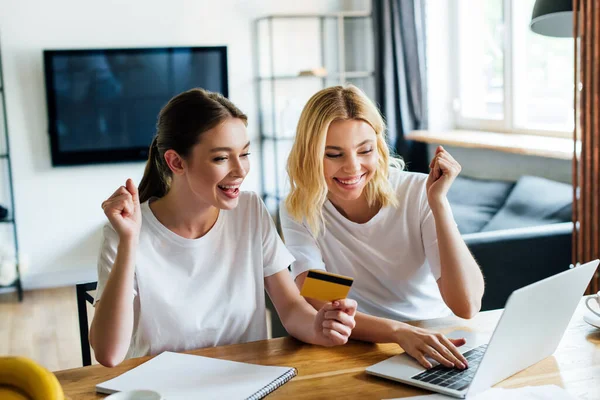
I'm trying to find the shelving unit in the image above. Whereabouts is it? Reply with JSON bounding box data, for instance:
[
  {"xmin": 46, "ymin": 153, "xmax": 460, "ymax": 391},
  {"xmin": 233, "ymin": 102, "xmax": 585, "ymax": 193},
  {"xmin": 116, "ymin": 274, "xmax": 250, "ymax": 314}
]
[
  {"xmin": 0, "ymin": 38, "xmax": 23, "ymax": 301},
  {"xmin": 254, "ymin": 11, "xmax": 376, "ymax": 215}
]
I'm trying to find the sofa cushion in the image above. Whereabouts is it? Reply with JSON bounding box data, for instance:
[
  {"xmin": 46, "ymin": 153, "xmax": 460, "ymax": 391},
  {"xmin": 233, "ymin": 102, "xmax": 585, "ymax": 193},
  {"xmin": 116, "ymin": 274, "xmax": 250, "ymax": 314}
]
[
  {"xmin": 480, "ymin": 176, "xmax": 572, "ymax": 232},
  {"xmin": 447, "ymin": 176, "xmax": 515, "ymax": 234}
]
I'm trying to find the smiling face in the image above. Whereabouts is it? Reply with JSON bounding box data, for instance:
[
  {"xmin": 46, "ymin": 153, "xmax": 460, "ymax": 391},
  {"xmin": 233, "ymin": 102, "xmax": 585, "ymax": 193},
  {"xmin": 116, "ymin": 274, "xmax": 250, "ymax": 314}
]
[
  {"xmin": 182, "ymin": 118, "xmax": 251, "ymax": 210},
  {"xmin": 323, "ymin": 119, "xmax": 379, "ymax": 206}
]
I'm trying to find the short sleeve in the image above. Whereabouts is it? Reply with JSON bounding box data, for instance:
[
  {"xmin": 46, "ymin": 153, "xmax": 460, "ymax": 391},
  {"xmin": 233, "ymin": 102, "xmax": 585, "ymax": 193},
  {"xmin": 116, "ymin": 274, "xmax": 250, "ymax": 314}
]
[
  {"xmin": 94, "ymin": 223, "xmax": 138, "ymax": 306},
  {"xmin": 279, "ymin": 202, "xmax": 326, "ymax": 280},
  {"xmin": 256, "ymin": 196, "xmax": 295, "ymax": 277},
  {"xmin": 419, "ymin": 181, "xmax": 443, "ymax": 280}
]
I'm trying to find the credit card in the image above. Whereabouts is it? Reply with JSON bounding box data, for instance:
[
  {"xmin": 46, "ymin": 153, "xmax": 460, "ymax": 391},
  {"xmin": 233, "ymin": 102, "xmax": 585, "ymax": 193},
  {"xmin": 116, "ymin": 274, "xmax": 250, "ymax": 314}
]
[{"xmin": 300, "ymin": 269, "xmax": 354, "ymax": 302}]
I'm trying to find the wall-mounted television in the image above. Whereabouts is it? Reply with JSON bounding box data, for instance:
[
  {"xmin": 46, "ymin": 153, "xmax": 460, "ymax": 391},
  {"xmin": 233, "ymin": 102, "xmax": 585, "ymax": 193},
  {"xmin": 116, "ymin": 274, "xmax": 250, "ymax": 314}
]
[{"xmin": 43, "ymin": 46, "xmax": 228, "ymax": 166}]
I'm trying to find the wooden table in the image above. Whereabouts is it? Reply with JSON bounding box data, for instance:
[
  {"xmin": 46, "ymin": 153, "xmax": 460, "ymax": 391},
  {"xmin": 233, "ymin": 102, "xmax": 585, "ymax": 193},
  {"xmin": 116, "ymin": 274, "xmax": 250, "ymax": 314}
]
[{"xmin": 55, "ymin": 298, "xmax": 600, "ymax": 399}]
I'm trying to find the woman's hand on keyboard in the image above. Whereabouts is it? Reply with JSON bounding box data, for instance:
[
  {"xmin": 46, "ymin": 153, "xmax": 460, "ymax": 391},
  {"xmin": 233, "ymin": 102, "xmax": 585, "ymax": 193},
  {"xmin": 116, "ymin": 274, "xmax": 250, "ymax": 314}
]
[{"xmin": 393, "ymin": 325, "xmax": 469, "ymax": 370}]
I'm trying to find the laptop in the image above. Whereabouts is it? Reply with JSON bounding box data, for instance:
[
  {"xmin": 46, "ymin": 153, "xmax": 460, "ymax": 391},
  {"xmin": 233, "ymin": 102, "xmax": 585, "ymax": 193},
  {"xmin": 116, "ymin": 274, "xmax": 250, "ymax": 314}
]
[{"xmin": 366, "ymin": 259, "xmax": 599, "ymax": 398}]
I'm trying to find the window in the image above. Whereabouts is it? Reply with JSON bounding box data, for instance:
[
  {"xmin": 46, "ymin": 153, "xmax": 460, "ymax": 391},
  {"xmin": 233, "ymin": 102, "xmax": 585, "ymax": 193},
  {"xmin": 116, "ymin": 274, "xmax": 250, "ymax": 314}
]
[{"xmin": 454, "ymin": 0, "xmax": 574, "ymax": 137}]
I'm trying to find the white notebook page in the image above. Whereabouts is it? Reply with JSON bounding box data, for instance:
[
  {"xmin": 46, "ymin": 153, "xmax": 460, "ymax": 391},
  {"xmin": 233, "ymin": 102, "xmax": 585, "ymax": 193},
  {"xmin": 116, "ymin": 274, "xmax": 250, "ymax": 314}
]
[{"xmin": 96, "ymin": 351, "xmax": 295, "ymax": 400}]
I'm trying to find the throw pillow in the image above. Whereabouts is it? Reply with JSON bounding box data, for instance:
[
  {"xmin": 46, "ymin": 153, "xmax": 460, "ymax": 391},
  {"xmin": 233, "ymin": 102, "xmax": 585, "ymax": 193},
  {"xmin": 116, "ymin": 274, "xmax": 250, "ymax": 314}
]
[
  {"xmin": 481, "ymin": 175, "xmax": 572, "ymax": 232},
  {"xmin": 447, "ymin": 176, "xmax": 515, "ymax": 234}
]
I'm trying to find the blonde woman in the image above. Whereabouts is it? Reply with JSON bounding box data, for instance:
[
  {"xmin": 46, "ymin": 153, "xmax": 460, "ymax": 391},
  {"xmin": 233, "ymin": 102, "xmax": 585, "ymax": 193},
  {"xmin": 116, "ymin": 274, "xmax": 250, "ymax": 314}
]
[{"xmin": 280, "ymin": 85, "xmax": 485, "ymax": 370}]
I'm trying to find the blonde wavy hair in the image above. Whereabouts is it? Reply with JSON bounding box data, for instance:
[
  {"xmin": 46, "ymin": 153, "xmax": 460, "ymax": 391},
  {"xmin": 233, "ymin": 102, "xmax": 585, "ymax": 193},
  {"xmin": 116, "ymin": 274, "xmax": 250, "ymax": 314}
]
[{"xmin": 285, "ymin": 85, "xmax": 404, "ymax": 237}]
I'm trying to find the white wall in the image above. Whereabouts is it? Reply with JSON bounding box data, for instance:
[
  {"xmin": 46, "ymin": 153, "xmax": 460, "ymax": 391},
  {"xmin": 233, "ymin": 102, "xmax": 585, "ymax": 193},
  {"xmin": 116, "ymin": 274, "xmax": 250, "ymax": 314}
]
[
  {"xmin": 0, "ymin": 0, "xmax": 366, "ymax": 288},
  {"xmin": 425, "ymin": 0, "xmax": 572, "ymax": 184}
]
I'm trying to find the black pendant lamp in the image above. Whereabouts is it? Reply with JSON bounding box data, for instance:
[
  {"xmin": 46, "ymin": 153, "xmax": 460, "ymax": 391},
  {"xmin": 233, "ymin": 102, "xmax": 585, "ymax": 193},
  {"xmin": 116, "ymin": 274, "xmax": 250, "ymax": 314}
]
[{"xmin": 530, "ymin": 0, "xmax": 573, "ymax": 37}]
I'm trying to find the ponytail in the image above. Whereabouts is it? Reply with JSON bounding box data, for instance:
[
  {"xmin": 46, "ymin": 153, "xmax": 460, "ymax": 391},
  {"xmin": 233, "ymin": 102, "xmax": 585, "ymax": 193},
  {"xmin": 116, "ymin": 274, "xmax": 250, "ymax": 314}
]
[
  {"xmin": 138, "ymin": 88, "xmax": 248, "ymax": 204},
  {"xmin": 139, "ymin": 136, "xmax": 169, "ymax": 203}
]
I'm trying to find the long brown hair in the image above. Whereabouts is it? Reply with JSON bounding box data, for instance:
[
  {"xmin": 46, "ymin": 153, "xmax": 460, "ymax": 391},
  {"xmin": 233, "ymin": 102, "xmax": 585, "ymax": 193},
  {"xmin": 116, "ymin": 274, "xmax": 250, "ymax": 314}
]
[{"xmin": 138, "ymin": 88, "xmax": 248, "ymax": 203}]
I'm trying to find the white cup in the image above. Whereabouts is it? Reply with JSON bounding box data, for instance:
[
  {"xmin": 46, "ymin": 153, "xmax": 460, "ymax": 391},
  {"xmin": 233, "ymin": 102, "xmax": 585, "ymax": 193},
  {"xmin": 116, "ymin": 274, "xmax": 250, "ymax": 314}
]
[
  {"xmin": 586, "ymin": 291, "xmax": 600, "ymax": 318},
  {"xmin": 105, "ymin": 390, "xmax": 162, "ymax": 400}
]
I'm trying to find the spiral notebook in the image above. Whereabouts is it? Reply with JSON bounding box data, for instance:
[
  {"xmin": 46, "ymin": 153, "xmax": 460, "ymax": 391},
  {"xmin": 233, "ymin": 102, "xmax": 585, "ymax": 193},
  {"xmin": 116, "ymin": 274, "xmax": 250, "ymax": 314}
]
[{"xmin": 96, "ymin": 351, "xmax": 297, "ymax": 400}]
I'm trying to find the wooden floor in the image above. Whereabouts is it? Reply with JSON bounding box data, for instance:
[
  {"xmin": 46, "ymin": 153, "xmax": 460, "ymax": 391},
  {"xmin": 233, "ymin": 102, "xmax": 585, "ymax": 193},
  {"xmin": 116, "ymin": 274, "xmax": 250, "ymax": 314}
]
[{"xmin": 0, "ymin": 287, "xmax": 95, "ymax": 371}]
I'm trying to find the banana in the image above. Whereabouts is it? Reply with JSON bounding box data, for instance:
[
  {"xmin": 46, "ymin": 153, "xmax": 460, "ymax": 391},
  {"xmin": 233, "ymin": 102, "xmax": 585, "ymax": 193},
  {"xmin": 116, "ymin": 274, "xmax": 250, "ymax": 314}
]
[
  {"xmin": 0, "ymin": 356, "xmax": 64, "ymax": 400},
  {"xmin": 0, "ymin": 386, "xmax": 30, "ymax": 400}
]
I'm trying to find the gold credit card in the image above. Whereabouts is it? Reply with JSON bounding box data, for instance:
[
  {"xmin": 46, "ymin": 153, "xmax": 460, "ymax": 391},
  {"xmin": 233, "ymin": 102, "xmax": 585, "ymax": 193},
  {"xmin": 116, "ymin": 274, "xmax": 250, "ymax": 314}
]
[{"xmin": 300, "ymin": 269, "xmax": 354, "ymax": 302}]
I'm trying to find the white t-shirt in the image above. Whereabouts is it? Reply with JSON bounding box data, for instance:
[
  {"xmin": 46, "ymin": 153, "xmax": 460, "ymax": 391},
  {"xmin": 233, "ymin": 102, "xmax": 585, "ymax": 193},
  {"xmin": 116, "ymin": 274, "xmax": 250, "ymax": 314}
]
[
  {"xmin": 95, "ymin": 191, "xmax": 295, "ymax": 359},
  {"xmin": 280, "ymin": 168, "xmax": 451, "ymax": 322}
]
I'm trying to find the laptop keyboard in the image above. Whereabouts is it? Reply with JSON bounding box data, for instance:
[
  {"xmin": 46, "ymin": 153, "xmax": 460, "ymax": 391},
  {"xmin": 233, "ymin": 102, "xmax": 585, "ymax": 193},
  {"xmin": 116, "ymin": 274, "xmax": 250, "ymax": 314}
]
[{"xmin": 411, "ymin": 344, "xmax": 488, "ymax": 391}]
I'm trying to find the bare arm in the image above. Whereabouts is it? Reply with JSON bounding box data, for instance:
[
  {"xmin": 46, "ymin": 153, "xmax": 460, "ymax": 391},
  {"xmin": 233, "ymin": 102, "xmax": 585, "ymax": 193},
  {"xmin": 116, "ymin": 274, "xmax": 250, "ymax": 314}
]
[
  {"xmin": 265, "ymin": 269, "xmax": 357, "ymax": 347},
  {"xmin": 432, "ymin": 199, "xmax": 484, "ymax": 319},
  {"xmin": 89, "ymin": 239, "xmax": 136, "ymax": 367},
  {"xmin": 427, "ymin": 146, "xmax": 485, "ymax": 319},
  {"xmin": 295, "ymin": 272, "xmax": 468, "ymax": 369},
  {"xmin": 90, "ymin": 179, "xmax": 141, "ymax": 367}
]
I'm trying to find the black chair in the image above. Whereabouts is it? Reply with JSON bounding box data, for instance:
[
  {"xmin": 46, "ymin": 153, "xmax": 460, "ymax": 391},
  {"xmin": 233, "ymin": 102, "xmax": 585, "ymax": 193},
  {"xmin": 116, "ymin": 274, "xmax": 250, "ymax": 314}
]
[{"xmin": 76, "ymin": 281, "xmax": 97, "ymax": 366}]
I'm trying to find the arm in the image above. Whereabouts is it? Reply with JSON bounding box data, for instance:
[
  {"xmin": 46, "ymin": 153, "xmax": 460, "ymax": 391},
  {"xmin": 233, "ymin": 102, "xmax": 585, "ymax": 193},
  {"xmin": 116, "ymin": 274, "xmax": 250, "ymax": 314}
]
[
  {"xmin": 427, "ymin": 147, "xmax": 485, "ymax": 319},
  {"xmin": 89, "ymin": 239, "xmax": 136, "ymax": 367},
  {"xmin": 294, "ymin": 272, "xmax": 468, "ymax": 369},
  {"xmin": 265, "ymin": 269, "xmax": 357, "ymax": 347},
  {"xmin": 89, "ymin": 179, "xmax": 141, "ymax": 367}
]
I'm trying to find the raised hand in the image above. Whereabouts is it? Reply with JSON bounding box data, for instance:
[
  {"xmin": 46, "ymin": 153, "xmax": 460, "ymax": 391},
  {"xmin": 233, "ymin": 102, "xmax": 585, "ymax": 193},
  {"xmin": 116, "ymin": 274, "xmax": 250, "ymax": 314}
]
[
  {"xmin": 101, "ymin": 179, "xmax": 142, "ymax": 242},
  {"xmin": 314, "ymin": 299, "xmax": 357, "ymax": 347},
  {"xmin": 395, "ymin": 325, "xmax": 468, "ymax": 369},
  {"xmin": 426, "ymin": 146, "xmax": 462, "ymax": 208}
]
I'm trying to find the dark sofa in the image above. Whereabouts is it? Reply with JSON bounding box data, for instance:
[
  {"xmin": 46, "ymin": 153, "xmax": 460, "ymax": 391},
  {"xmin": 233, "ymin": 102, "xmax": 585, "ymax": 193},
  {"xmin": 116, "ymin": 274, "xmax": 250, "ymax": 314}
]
[{"xmin": 448, "ymin": 175, "xmax": 573, "ymax": 311}]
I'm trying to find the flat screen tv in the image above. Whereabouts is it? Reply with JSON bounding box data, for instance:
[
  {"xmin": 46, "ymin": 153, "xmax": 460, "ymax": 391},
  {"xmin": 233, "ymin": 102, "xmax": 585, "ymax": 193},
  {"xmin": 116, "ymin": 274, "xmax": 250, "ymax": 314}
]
[{"xmin": 43, "ymin": 46, "xmax": 228, "ymax": 166}]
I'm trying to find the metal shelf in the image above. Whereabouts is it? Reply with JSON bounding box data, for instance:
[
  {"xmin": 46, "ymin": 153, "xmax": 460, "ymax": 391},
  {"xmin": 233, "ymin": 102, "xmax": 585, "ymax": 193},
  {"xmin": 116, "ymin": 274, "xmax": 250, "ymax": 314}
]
[
  {"xmin": 258, "ymin": 71, "xmax": 374, "ymax": 81},
  {"xmin": 0, "ymin": 281, "xmax": 20, "ymax": 297},
  {"xmin": 0, "ymin": 35, "xmax": 23, "ymax": 301},
  {"xmin": 0, "ymin": 280, "xmax": 18, "ymax": 289},
  {"xmin": 256, "ymin": 11, "xmax": 371, "ymax": 21},
  {"xmin": 255, "ymin": 11, "xmax": 375, "ymax": 224}
]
